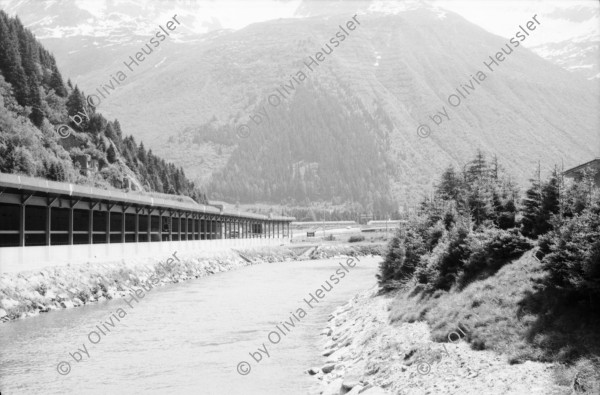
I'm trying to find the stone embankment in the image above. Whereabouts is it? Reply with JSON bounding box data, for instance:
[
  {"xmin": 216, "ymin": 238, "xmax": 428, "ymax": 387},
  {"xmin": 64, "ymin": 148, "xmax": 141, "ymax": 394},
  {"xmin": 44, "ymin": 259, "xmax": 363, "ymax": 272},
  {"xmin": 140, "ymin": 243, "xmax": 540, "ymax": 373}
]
[
  {"xmin": 0, "ymin": 243, "xmax": 382, "ymax": 323},
  {"xmin": 310, "ymin": 287, "xmax": 562, "ymax": 395}
]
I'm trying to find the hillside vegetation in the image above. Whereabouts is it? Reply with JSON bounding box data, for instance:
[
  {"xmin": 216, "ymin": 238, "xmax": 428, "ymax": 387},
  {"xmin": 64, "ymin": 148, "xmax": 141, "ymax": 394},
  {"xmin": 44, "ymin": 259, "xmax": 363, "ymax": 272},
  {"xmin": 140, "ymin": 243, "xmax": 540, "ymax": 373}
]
[
  {"xmin": 0, "ymin": 11, "xmax": 207, "ymax": 203},
  {"xmin": 379, "ymin": 151, "xmax": 600, "ymax": 392}
]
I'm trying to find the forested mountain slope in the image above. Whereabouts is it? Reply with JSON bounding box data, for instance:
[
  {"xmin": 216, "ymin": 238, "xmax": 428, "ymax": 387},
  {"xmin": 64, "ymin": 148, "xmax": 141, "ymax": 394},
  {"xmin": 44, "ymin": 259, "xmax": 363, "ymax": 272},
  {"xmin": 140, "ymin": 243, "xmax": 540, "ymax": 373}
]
[
  {"xmin": 160, "ymin": 10, "xmax": 598, "ymax": 210},
  {"xmin": 0, "ymin": 11, "xmax": 207, "ymax": 203}
]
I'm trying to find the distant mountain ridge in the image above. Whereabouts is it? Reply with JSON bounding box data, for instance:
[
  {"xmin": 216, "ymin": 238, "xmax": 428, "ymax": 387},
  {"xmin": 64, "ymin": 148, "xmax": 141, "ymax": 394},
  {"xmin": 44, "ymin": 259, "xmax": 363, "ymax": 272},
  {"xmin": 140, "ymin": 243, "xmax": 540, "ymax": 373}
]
[{"xmin": 1, "ymin": 0, "xmax": 598, "ymax": 80}]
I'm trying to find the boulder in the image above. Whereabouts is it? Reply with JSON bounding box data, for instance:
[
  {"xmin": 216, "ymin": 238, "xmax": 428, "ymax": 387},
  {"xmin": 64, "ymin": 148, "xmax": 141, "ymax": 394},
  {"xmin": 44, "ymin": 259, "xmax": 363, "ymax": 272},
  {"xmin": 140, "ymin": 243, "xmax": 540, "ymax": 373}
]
[
  {"xmin": 325, "ymin": 340, "xmax": 338, "ymax": 349},
  {"xmin": 341, "ymin": 373, "xmax": 362, "ymax": 391},
  {"xmin": 330, "ymin": 347, "xmax": 349, "ymax": 360},
  {"xmin": 1, "ymin": 298, "xmax": 19, "ymax": 309},
  {"xmin": 342, "ymin": 380, "xmax": 361, "ymax": 391},
  {"xmin": 106, "ymin": 287, "xmax": 119, "ymax": 299},
  {"xmin": 321, "ymin": 378, "xmax": 343, "ymax": 395},
  {"xmin": 307, "ymin": 367, "xmax": 321, "ymax": 375},
  {"xmin": 72, "ymin": 298, "xmax": 84, "ymax": 307},
  {"xmin": 346, "ymin": 385, "xmax": 364, "ymax": 395},
  {"xmin": 360, "ymin": 386, "xmax": 387, "ymax": 395},
  {"xmin": 321, "ymin": 363, "xmax": 336, "ymax": 374}
]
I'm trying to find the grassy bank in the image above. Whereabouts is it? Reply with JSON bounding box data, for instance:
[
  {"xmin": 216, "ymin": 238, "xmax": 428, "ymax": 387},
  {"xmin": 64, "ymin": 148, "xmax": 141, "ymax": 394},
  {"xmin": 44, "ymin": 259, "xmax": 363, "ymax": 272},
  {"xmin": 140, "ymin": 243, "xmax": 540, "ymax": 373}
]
[{"xmin": 387, "ymin": 249, "xmax": 600, "ymax": 392}]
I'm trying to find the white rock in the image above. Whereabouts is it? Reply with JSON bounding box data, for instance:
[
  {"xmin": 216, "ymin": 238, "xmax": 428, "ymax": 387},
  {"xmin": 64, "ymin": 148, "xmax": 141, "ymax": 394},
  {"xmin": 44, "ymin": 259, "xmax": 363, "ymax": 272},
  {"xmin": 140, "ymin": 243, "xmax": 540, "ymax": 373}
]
[
  {"xmin": 321, "ymin": 378, "xmax": 343, "ymax": 395},
  {"xmin": 1, "ymin": 298, "xmax": 19, "ymax": 309},
  {"xmin": 360, "ymin": 386, "xmax": 387, "ymax": 395},
  {"xmin": 346, "ymin": 385, "xmax": 364, "ymax": 395}
]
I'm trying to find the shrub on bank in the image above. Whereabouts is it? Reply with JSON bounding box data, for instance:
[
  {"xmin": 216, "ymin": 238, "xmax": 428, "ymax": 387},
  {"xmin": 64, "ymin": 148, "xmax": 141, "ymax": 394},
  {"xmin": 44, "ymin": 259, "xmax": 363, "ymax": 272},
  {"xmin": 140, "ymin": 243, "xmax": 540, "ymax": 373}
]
[
  {"xmin": 377, "ymin": 216, "xmax": 429, "ymax": 287},
  {"xmin": 348, "ymin": 235, "xmax": 365, "ymax": 243},
  {"xmin": 459, "ymin": 228, "xmax": 532, "ymax": 287},
  {"xmin": 539, "ymin": 192, "xmax": 600, "ymax": 297},
  {"xmin": 379, "ymin": 218, "xmax": 531, "ymax": 293}
]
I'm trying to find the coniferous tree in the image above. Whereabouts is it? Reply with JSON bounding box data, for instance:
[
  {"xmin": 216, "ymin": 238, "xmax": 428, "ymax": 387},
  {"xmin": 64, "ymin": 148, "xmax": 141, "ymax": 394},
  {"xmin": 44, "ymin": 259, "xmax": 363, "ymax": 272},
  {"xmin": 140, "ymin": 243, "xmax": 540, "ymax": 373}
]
[
  {"xmin": 65, "ymin": 86, "xmax": 86, "ymax": 126},
  {"xmin": 437, "ymin": 166, "xmax": 463, "ymax": 202},
  {"xmin": 521, "ymin": 166, "xmax": 560, "ymax": 238},
  {"xmin": 106, "ymin": 145, "xmax": 117, "ymax": 164},
  {"xmin": 538, "ymin": 170, "xmax": 561, "ymax": 234},
  {"xmin": 522, "ymin": 167, "xmax": 543, "ymax": 238},
  {"xmin": 48, "ymin": 66, "xmax": 67, "ymax": 97},
  {"xmin": 0, "ymin": 13, "xmax": 29, "ymax": 104}
]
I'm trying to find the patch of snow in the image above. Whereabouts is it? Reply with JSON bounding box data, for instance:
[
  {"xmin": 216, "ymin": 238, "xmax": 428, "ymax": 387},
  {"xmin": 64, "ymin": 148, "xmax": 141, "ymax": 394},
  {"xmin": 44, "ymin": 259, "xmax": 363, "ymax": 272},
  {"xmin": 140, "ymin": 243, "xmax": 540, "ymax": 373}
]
[{"xmin": 568, "ymin": 64, "xmax": 593, "ymax": 70}]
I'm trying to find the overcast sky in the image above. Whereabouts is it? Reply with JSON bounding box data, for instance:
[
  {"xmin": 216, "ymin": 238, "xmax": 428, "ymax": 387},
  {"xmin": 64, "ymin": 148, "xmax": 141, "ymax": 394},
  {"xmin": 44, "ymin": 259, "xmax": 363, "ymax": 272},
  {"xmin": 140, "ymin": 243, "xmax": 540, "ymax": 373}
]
[
  {"xmin": 167, "ymin": 0, "xmax": 600, "ymax": 47},
  {"xmin": 434, "ymin": 0, "xmax": 599, "ymax": 46},
  {"xmin": 1, "ymin": 0, "xmax": 597, "ymax": 47},
  {"xmin": 157, "ymin": 0, "xmax": 600, "ymax": 47}
]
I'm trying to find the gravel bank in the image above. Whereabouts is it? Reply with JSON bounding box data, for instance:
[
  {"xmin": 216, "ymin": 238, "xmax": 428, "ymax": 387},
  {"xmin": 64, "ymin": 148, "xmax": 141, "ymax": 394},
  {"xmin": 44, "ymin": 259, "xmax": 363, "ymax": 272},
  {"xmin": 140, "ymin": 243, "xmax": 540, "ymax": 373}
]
[{"xmin": 311, "ymin": 287, "xmax": 565, "ymax": 395}]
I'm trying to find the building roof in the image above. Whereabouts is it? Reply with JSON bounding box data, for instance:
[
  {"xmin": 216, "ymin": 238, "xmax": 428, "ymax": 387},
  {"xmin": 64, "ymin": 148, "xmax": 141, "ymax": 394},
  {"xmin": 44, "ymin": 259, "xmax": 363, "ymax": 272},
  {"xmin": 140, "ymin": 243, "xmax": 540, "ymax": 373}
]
[
  {"xmin": 0, "ymin": 173, "xmax": 294, "ymax": 221},
  {"xmin": 563, "ymin": 158, "xmax": 600, "ymax": 176}
]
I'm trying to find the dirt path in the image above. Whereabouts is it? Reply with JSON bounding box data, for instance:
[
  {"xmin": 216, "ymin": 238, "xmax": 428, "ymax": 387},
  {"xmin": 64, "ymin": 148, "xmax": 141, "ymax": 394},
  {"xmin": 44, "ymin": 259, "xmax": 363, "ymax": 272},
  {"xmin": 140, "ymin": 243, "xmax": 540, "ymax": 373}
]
[{"xmin": 312, "ymin": 287, "xmax": 567, "ymax": 395}]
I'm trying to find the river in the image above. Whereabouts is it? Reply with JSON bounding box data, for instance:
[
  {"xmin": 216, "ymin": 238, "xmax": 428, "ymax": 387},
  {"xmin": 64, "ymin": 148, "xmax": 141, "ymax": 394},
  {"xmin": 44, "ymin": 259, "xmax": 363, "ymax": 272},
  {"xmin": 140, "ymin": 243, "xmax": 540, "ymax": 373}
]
[{"xmin": 0, "ymin": 255, "xmax": 380, "ymax": 394}]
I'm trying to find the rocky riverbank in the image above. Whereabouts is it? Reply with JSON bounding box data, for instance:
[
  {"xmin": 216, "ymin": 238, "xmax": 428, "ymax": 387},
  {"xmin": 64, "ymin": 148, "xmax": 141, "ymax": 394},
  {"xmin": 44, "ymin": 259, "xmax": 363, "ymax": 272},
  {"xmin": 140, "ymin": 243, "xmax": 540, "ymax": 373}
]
[
  {"xmin": 311, "ymin": 287, "xmax": 564, "ymax": 395},
  {"xmin": 0, "ymin": 243, "xmax": 382, "ymax": 323}
]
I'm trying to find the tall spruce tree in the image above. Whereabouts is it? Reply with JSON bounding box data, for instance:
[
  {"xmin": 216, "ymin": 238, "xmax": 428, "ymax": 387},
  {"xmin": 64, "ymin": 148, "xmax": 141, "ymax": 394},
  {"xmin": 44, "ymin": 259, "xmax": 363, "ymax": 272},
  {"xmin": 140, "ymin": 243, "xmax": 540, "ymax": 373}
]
[
  {"xmin": 48, "ymin": 65, "xmax": 67, "ymax": 97},
  {"xmin": 521, "ymin": 165, "xmax": 560, "ymax": 238},
  {"xmin": 522, "ymin": 165, "xmax": 543, "ymax": 238},
  {"xmin": 436, "ymin": 166, "xmax": 463, "ymax": 202}
]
